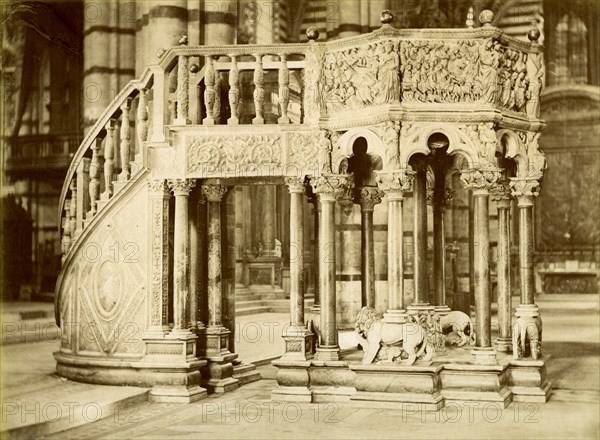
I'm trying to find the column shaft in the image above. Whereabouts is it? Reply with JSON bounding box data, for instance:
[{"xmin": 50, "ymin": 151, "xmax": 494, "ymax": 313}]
[
  {"xmin": 388, "ymin": 196, "xmax": 403, "ymax": 309},
  {"xmin": 413, "ymin": 170, "xmax": 428, "ymax": 305},
  {"xmin": 473, "ymin": 192, "xmax": 491, "ymax": 348},
  {"xmin": 207, "ymin": 198, "xmax": 222, "ymax": 328},
  {"xmin": 519, "ymin": 204, "xmax": 535, "ymax": 305},
  {"xmin": 320, "ymin": 197, "xmax": 337, "ymax": 348},
  {"xmin": 361, "ymin": 208, "xmax": 375, "ymax": 307},
  {"xmin": 290, "ymin": 190, "xmax": 305, "ymax": 325},
  {"xmin": 496, "ymin": 202, "xmax": 512, "ymax": 350}
]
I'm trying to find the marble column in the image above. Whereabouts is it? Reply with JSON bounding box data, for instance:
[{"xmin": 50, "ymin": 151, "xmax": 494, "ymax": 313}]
[
  {"xmin": 431, "ymin": 185, "xmax": 453, "ymax": 315},
  {"xmin": 376, "ymin": 171, "xmax": 413, "ymax": 323},
  {"xmin": 460, "ymin": 168, "xmax": 501, "ymax": 365},
  {"xmin": 358, "ymin": 187, "xmax": 384, "ymax": 309},
  {"xmin": 492, "ymin": 182, "xmax": 513, "ymax": 352},
  {"xmin": 145, "ymin": 179, "xmax": 171, "ymax": 337},
  {"xmin": 201, "ymin": 183, "xmax": 238, "ymax": 393},
  {"xmin": 510, "ymin": 178, "xmax": 542, "ymax": 358},
  {"xmin": 281, "ymin": 177, "xmax": 313, "ymax": 360},
  {"xmin": 167, "ymin": 179, "xmax": 196, "ymax": 337},
  {"xmin": 407, "ymin": 159, "xmax": 433, "ymax": 317},
  {"xmin": 310, "ymin": 174, "xmax": 354, "ymax": 361}
]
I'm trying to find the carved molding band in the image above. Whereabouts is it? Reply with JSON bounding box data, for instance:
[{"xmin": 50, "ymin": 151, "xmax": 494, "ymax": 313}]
[{"xmin": 187, "ymin": 134, "xmax": 281, "ymax": 175}]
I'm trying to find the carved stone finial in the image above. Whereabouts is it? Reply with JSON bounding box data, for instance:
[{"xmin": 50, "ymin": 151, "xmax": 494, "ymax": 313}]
[
  {"xmin": 156, "ymin": 48, "xmax": 166, "ymax": 58},
  {"xmin": 466, "ymin": 6, "xmax": 474, "ymax": 29},
  {"xmin": 178, "ymin": 35, "xmax": 188, "ymax": 45},
  {"xmin": 189, "ymin": 63, "xmax": 199, "ymax": 73},
  {"xmin": 527, "ymin": 25, "xmax": 541, "ymax": 42},
  {"xmin": 479, "ymin": 9, "xmax": 494, "ymax": 27},
  {"xmin": 380, "ymin": 9, "xmax": 393, "ymax": 25},
  {"xmin": 306, "ymin": 26, "xmax": 319, "ymax": 41}
]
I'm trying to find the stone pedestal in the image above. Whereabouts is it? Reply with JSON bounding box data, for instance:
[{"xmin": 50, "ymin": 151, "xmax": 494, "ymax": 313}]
[
  {"xmin": 441, "ymin": 363, "xmax": 512, "ymax": 406},
  {"xmin": 350, "ymin": 364, "xmax": 444, "ymax": 410},
  {"xmin": 202, "ymin": 326, "xmax": 239, "ymax": 393},
  {"xmin": 508, "ymin": 356, "xmax": 552, "ymax": 402},
  {"xmin": 309, "ymin": 360, "xmax": 356, "ymax": 402},
  {"xmin": 138, "ymin": 335, "xmax": 207, "ymax": 403},
  {"xmin": 271, "ymin": 360, "xmax": 312, "ymax": 402}
]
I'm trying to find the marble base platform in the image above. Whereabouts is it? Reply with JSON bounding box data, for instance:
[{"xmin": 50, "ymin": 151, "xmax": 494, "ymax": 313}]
[{"xmin": 508, "ymin": 355, "xmax": 553, "ymax": 402}]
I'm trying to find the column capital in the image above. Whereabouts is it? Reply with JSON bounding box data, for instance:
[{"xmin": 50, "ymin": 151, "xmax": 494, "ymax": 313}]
[
  {"xmin": 309, "ymin": 173, "xmax": 354, "ymax": 202},
  {"xmin": 202, "ymin": 184, "xmax": 228, "ymax": 202},
  {"xmin": 509, "ymin": 178, "xmax": 540, "ymax": 206},
  {"xmin": 490, "ymin": 180, "xmax": 513, "ymax": 207},
  {"xmin": 147, "ymin": 178, "xmax": 169, "ymax": 195},
  {"xmin": 358, "ymin": 187, "xmax": 384, "ymax": 211},
  {"xmin": 459, "ymin": 167, "xmax": 502, "ymax": 193},
  {"xmin": 375, "ymin": 169, "xmax": 414, "ymax": 198},
  {"xmin": 284, "ymin": 176, "xmax": 306, "ymax": 194},
  {"xmin": 167, "ymin": 178, "xmax": 196, "ymax": 196}
]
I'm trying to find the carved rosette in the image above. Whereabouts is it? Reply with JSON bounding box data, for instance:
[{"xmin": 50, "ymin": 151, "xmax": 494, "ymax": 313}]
[
  {"xmin": 284, "ymin": 177, "xmax": 306, "ymax": 194},
  {"xmin": 358, "ymin": 187, "xmax": 384, "ymax": 212},
  {"xmin": 459, "ymin": 167, "xmax": 502, "ymax": 193},
  {"xmin": 202, "ymin": 184, "xmax": 228, "ymax": 202},
  {"xmin": 310, "ymin": 173, "xmax": 354, "ymax": 202},
  {"xmin": 167, "ymin": 178, "xmax": 196, "ymax": 196},
  {"xmin": 509, "ymin": 178, "xmax": 540, "ymax": 206}
]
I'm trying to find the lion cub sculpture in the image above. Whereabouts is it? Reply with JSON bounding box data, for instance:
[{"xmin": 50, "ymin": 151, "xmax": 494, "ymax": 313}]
[
  {"xmin": 439, "ymin": 311, "xmax": 475, "ymax": 347},
  {"xmin": 354, "ymin": 306, "xmax": 433, "ymax": 365}
]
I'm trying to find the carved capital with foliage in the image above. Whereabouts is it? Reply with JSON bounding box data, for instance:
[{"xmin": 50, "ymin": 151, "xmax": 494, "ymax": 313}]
[
  {"xmin": 310, "ymin": 173, "xmax": 354, "ymax": 202},
  {"xmin": 202, "ymin": 184, "xmax": 228, "ymax": 202},
  {"xmin": 509, "ymin": 178, "xmax": 540, "ymax": 206},
  {"xmin": 459, "ymin": 167, "xmax": 501, "ymax": 193},
  {"xmin": 167, "ymin": 178, "xmax": 196, "ymax": 196},
  {"xmin": 285, "ymin": 177, "xmax": 306, "ymax": 194},
  {"xmin": 375, "ymin": 169, "xmax": 414, "ymax": 197},
  {"xmin": 358, "ymin": 187, "xmax": 384, "ymax": 211}
]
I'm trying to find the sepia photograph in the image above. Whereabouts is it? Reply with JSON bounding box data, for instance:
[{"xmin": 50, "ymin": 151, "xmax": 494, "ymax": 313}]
[{"xmin": 0, "ymin": 0, "xmax": 598, "ymax": 438}]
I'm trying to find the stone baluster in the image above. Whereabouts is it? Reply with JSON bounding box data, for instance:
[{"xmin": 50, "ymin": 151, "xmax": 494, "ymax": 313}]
[
  {"xmin": 227, "ymin": 55, "xmax": 240, "ymax": 125},
  {"xmin": 376, "ymin": 170, "xmax": 413, "ymax": 322},
  {"xmin": 167, "ymin": 178, "xmax": 196, "ymax": 336},
  {"xmin": 460, "ymin": 167, "xmax": 501, "ymax": 365},
  {"xmin": 101, "ymin": 119, "xmax": 117, "ymax": 200},
  {"xmin": 175, "ymin": 38, "xmax": 190, "ymax": 125},
  {"xmin": 68, "ymin": 179, "xmax": 77, "ymax": 243},
  {"xmin": 118, "ymin": 98, "xmax": 132, "ymax": 182},
  {"xmin": 136, "ymin": 88, "xmax": 148, "ymax": 157},
  {"xmin": 61, "ymin": 202, "xmax": 71, "ymax": 263},
  {"xmin": 252, "ymin": 54, "xmax": 265, "ymax": 124},
  {"xmin": 146, "ymin": 179, "xmax": 171, "ymax": 336},
  {"xmin": 491, "ymin": 181, "xmax": 513, "ymax": 352},
  {"xmin": 358, "ymin": 187, "xmax": 384, "ymax": 309},
  {"xmin": 510, "ymin": 177, "xmax": 542, "ymax": 359},
  {"xmin": 213, "ymin": 70, "xmax": 221, "ymax": 124},
  {"xmin": 88, "ymin": 138, "xmax": 103, "ymax": 219},
  {"xmin": 203, "ymin": 56, "xmax": 216, "ymax": 125},
  {"xmin": 310, "ymin": 173, "xmax": 354, "ymax": 361},
  {"xmin": 278, "ymin": 53, "xmax": 290, "ymax": 124},
  {"xmin": 75, "ymin": 159, "xmax": 90, "ymax": 238}
]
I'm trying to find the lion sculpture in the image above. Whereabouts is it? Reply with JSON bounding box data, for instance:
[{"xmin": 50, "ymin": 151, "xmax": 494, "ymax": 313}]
[{"xmin": 354, "ymin": 306, "xmax": 433, "ymax": 365}]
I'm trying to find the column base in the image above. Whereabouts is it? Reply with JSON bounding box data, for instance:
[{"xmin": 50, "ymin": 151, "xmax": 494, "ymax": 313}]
[
  {"xmin": 383, "ymin": 309, "xmax": 408, "ymax": 324},
  {"xmin": 508, "ymin": 355, "xmax": 552, "ymax": 402},
  {"xmin": 495, "ymin": 336, "xmax": 513, "ymax": 353},
  {"xmin": 470, "ymin": 346, "xmax": 497, "ymax": 365},
  {"xmin": 280, "ymin": 325, "xmax": 314, "ymax": 361},
  {"xmin": 434, "ymin": 305, "xmax": 451, "ymax": 316},
  {"xmin": 406, "ymin": 304, "xmax": 435, "ymax": 318},
  {"xmin": 315, "ymin": 345, "xmax": 340, "ymax": 361},
  {"xmin": 201, "ymin": 326, "xmax": 239, "ymax": 393},
  {"xmin": 149, "ymin": 384, "xmax": 207, "ymax": 403}
]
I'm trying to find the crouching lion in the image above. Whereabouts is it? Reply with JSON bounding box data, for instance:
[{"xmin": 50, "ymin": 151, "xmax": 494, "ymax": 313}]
[{"xmin": 354, "ymin": 306, "xmax": 433, "ymax": 366}]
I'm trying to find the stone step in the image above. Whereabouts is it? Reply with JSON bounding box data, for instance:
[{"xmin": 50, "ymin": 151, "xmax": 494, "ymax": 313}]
[
  {"xmin": 235, "ymin": 300, "xmax": 266, "ymax": 309},
  {"xmin": 236, "ymin": 306, "xmax": 272, "ymax": 316},
  {"xmin": 232, "ymin": 363, "xmax": 262, "ymax": 386},
  {"xmin": 2, "ymin": 318, "xmax": 60, "ymax": 345},
  {"xmin": 1, "ymin": 382, "xmax": 149, "ymax": 438},
  {"xmin": 235, "ymin": 294, "xmax": 263, "ymax": 302}
]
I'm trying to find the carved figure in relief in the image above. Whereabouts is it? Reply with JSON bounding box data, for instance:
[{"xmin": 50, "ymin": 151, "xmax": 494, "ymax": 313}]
[
  {"xmin": 479, "ymin": 39, "xmax": 500, "ymax": 103},
  {"xmin": 378, "ymin": 40, "xmax": 400, "ymax": 103},
  {"xmin": 513, "ymin": 315, "xmax": 542, "ymax": 359},
  {"xmin": 354, "ymin": 306, "xmax": 433, "ymax": 365},
  {"xmin": 439, "ymin": 311, "xmax": 476, "ymax": 347},
  {"xmin": 319, "ymin": 130, "xmax": 333, "ymax": 173}
]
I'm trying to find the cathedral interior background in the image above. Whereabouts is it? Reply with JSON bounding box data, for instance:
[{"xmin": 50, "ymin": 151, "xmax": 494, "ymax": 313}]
[{"xmin": 0, "ymin": 0, "xmax": 598, "ymax": 416}]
